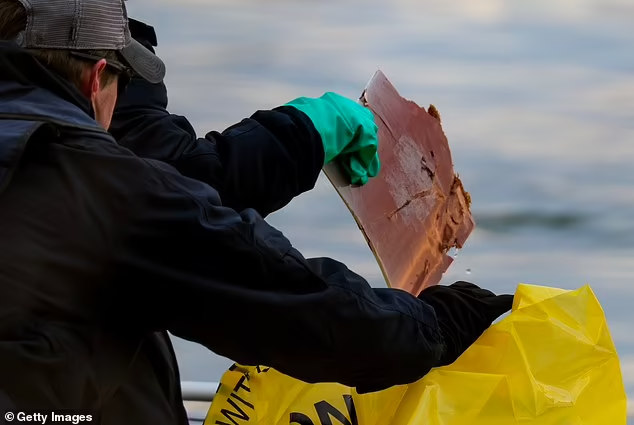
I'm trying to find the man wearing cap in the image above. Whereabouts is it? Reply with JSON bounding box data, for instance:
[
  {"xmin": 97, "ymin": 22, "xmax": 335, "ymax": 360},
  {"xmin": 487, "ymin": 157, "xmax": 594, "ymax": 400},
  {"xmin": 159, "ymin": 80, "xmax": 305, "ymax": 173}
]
[{"xmin": 0, "ymin": 0, "xmax": 513, "ymax": 424}]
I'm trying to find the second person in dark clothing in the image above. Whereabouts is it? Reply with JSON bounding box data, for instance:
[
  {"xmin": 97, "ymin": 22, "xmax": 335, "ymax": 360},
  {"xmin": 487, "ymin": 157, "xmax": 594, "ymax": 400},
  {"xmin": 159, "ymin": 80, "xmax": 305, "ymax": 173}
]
[{"xmin": 110, "ymin": 16, "xmax": 514, "ymax": 393}]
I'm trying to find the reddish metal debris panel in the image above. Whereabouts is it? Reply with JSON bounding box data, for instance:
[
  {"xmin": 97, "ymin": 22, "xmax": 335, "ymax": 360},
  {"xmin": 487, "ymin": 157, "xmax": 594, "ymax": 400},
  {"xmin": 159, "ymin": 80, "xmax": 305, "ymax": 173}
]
[{"xmin": 323, "ymin": 70, "xmax": 475, "ymax": 296}]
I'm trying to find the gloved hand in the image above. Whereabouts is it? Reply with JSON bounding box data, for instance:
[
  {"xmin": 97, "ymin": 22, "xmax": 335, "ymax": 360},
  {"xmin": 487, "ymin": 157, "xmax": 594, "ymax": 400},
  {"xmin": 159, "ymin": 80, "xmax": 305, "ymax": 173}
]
[
  {"xmin": 285, "ymin": 92, "xmax": 380, "ymax": 186},
  {"xmin": 418, "ymin": 281, "xmax": 513, "ymax": 367}
]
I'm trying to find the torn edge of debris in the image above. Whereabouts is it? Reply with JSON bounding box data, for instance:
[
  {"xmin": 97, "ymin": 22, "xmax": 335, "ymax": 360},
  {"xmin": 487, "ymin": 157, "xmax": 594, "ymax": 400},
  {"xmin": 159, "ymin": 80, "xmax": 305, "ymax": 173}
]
[{"xmin": 427, "ymin": 104, "xmax": 441, "ymax": 123}]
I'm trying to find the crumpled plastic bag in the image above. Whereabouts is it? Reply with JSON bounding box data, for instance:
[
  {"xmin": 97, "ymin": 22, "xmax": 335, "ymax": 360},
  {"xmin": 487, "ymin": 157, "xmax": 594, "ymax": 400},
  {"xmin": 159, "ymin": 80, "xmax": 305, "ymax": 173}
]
[{"xmin": 205, "ymin": 284, "xmax": 627, "ymax": 424}]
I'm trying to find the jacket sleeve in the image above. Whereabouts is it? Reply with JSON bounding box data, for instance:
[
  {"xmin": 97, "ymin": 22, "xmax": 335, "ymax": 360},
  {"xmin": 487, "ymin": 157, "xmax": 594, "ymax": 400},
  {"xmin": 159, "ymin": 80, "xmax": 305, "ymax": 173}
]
[
  {"xmin": 108, "ymin": 159, "xmax": 445, "ymax": 392},
  {"xmin": 109, "ymin": 76, "xmax": 324, "ymax": 218}
]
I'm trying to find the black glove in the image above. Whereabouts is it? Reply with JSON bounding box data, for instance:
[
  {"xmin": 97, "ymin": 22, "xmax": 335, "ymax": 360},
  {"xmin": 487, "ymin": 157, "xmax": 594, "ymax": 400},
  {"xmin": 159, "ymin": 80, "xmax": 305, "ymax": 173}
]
[
  {"xmin": 128, "ymin": 18, "xmax": 158, "ymax": 53},
  {"xmin": 418, "ymin": 281, "xmax": 513, "ymax": 367}
]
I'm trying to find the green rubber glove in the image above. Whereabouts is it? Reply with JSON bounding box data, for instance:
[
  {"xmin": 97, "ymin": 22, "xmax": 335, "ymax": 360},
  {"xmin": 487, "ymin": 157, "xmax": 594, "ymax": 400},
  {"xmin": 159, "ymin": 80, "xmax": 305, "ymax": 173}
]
[{"xmin": 285, "ymin": 92, "xmax": 380, "ymax": 186}]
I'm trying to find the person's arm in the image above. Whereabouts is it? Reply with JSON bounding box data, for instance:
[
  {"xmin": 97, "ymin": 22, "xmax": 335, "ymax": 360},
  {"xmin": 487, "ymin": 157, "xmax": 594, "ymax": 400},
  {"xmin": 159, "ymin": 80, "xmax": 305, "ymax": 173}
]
[
  {"xmin": 106, "ymin": 159, "xmax": 511, "ymax": 392},
  {"xmin": 106, "ymin": 159, "xmax": 444, "ymax": 392},
  {"xmin": 109, "ymin": 22, "xmax": 323, "ymax": 218}
]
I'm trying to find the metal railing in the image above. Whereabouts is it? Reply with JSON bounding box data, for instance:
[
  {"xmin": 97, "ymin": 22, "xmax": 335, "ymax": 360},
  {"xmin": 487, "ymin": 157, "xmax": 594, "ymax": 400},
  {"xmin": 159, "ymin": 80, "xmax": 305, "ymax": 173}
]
[
  {"xmin": 182, "ymin": 381, "xmax": 219, "ymax": 402},
  {"xmin": 182, "ymin": 382, "xmax": 219, "ymax": 424}
]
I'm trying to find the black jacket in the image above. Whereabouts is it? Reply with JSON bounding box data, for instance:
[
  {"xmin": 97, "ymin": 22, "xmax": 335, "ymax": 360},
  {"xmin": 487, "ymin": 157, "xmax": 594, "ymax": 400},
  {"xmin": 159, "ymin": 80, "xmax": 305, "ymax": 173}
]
[
  {"xmin": 108, "ymin": 37, "xmax": 319, "ymax": 218},
  {"xmin": 0, "ymin": 42, "xmax": 445, "ymax": 425},
  {"xmin": 109, "ymin": 75, "xmax": 323, "ymax": 218}
]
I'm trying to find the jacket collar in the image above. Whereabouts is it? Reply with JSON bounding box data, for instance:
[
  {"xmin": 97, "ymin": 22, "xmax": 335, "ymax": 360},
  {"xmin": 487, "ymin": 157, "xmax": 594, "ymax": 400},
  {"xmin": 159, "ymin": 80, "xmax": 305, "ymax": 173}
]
[{"xmin": 0, "ymin": 41, "xmax": 104, "ymax": 131}]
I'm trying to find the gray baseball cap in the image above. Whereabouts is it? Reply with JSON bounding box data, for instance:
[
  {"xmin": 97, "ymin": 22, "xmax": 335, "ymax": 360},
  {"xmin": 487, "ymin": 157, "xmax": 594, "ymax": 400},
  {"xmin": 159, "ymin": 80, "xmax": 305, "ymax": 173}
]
[{"xmin": 13, "ymin": 0, "xmax": 166, "ymax": 84}]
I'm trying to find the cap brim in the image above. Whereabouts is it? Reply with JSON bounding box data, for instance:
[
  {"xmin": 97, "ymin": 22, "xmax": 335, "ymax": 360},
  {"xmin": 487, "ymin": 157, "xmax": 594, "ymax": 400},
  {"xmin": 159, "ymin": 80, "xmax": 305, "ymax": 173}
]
[{"xmin": 119, "ymin": 38, "xmax": 165, "ymax": 84}]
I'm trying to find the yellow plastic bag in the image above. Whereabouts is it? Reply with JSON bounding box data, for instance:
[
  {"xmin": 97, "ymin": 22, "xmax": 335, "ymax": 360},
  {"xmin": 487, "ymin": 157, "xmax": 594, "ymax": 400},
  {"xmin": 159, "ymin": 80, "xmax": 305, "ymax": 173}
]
[{"xmin": 205, "ymin": 284, "xmax": 627, "ymax": 424}]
